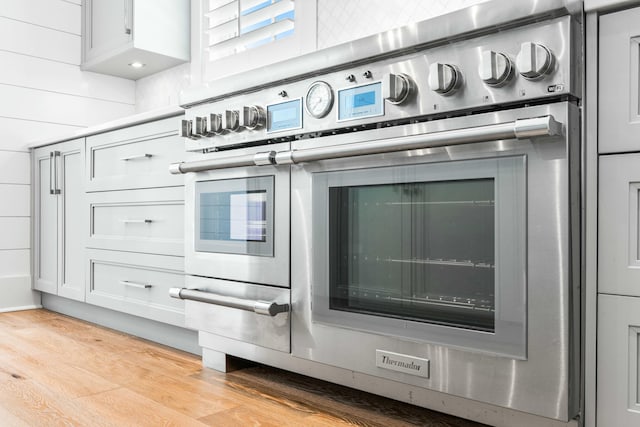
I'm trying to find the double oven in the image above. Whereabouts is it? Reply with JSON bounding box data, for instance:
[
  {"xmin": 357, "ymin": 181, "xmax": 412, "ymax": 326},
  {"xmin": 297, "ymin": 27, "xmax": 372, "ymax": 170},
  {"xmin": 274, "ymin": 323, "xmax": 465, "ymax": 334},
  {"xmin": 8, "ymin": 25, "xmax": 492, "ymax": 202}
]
[{"xmin": 170, "ymin": 2, "xmax": 582, "ymax": 423}]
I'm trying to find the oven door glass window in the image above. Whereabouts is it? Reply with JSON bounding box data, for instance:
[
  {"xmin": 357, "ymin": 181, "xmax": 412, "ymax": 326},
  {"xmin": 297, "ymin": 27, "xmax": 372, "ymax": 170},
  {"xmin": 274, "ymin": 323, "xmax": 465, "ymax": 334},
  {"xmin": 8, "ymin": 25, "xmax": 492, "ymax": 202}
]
[
  {"xmin": 312, "ymin": 156, "xmax": 526, "ymax": 357},
  {"xmin": 330, "ymin": 178, "xmax": 495, "ymax": 331},
  {"xmin": 195, "ymin": 176, "xmax": 274, "ymax": 256}
]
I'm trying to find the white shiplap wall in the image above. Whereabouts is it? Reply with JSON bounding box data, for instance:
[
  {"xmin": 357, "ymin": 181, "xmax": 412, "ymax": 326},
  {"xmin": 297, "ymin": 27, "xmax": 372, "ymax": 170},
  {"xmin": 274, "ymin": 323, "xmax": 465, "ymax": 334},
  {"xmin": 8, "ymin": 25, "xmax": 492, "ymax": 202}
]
[{"xmin": 0, "ymin": 0, "xmax": 136, "ymax": 311}]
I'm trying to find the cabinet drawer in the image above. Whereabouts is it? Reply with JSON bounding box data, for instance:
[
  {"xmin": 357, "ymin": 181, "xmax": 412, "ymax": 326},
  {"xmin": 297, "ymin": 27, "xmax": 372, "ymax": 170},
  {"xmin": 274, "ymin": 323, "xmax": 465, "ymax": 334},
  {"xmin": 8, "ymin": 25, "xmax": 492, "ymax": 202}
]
[
  {"xmin": 599, "ymin": 154, "xmax": 640, "ymax": 296},
  {"xmin": 597, "ymin": 294, "xmax": 640, "ymax": 425},
  {"xmin": 86, "ymin": 116, "xmax": 189, "ymax": 191},
  {"xmin": 88, "ymin": 187, "xmax": 184, "ymax": 256},
  {"xmin": 86, "ymin": 249, "xmax": 185, "ymax": 327}
]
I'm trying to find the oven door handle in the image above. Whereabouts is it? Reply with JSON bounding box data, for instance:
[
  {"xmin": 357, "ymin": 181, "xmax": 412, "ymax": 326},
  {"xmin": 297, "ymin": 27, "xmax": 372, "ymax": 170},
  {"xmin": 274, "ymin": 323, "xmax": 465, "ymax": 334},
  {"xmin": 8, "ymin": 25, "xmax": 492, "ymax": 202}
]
[
  {"xmin": 168, "ymin": 115, "xmax": 562, "ymax": 174},
  {"xmin": 169, "ymin": 288, "xmax": 290, "ymax": 316},
  {"xmin": 274, "ymin": 115, "xmax": 563, "ymax": 164},
  {"xmin": 169, "ymin": 151, "xmax": 275, "ymax": 174}
]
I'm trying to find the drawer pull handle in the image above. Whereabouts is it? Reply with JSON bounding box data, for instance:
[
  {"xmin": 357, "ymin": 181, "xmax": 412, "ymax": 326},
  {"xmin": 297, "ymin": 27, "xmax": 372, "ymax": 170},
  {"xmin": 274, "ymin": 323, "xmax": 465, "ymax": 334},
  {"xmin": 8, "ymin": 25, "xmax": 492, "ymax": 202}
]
[
  {"xmin": 120, "ymin": 280, "xmax": 152, "ymax": 289},
  {"xmin": 169, "ymin": 288, "xmax": 289, "ymax": 317},
  {"xmin": 120, "ymin": 154, "xmax": 153, "ymax": 161},
  {"xmin": 122, "ymin": 219, "xmax": 153, "ymax": 224}
]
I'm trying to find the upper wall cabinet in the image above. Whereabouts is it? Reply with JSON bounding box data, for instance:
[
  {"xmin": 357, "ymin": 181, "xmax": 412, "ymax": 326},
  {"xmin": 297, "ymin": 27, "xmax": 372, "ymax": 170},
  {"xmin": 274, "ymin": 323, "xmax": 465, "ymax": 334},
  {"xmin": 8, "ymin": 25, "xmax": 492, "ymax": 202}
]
[{"xmin": 81, "ymin": 0, "xmax": 190, "ymax": 80}]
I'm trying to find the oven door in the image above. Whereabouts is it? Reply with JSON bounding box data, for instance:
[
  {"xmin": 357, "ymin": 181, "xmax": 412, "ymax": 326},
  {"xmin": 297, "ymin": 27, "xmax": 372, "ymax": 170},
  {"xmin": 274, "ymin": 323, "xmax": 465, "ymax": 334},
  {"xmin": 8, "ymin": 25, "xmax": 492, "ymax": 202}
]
[
  {"xmin": 291, "ymin": 102, "xmax": 580, "ymax": 420},
  {"xmin": 185, "ymin": 144, "xmax": 290, "ymax": 287}
]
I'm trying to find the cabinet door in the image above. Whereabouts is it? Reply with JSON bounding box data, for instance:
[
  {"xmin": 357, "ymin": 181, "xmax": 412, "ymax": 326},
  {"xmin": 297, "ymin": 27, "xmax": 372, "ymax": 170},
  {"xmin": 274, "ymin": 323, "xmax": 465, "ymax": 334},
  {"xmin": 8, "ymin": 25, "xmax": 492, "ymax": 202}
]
[
  {"xmin": 598, "ymin": 154, "xmax": 640, "ymax": 296},
  {"xmin": 599, "ymin": 7, "xmax": 640, "ymax": 153},
  {"xmin": 83, "ymin": 0, "xmax": 133, "ymax": 62},
  {"xmin": 33, "ymin": 147, "xmax": 57, "ymax": 294},
  {"xmin": 598, "ymin": 294, "xmax": 640, "ymax": 425},
  {"xmin": 57, "ymin": 140, "xmax": 85, "ymax": 301}
]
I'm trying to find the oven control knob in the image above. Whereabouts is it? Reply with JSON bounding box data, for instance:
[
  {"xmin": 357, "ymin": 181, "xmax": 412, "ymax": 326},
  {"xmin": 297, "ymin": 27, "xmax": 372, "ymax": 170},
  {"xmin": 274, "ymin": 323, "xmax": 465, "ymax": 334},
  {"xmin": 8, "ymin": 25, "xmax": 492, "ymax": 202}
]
[
  {"xmin": 515, "ymin": 42, "xmax": 554, "ymax": 80},
  {"xmin": 480, "ymin": 50, "xmax": 514, "ymax": 87},
  {"xmin": 383, "ymin": 73, "xmax": 413, "ymax": 104},
  {"xmin": 180, "ymin": 119, "xmax": 200, "ymax": 140},
  {"xmin": 209, "ymin": 113, "xmax": 224, "ymax": 134},
  {"xmin": 241, "ymin": 105, "xmax": 266, "ymax": 130},
  {"xmin": 223, "ymin": 110, "xmax": 241, "ymax": 132},
  {"xmin": 428, "ymin": 62, "xmax": 461, "ymax": 95}
]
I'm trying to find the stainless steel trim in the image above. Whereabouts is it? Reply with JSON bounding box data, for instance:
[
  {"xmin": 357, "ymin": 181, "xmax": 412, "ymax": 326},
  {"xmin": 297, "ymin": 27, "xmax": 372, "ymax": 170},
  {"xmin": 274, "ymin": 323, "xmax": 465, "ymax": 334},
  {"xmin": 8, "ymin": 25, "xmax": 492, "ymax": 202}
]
[
  {"xmin": 280, "ymin": 115, "xmax": 562, "ymax": 165},
  {"xmin": 169, "ymin": 287, "xmax": 290, "ymax": 317},
  {"xmin": 121, "ymin": 219, "xmax": 153, "ymax": 224},
  {"xmin": 120, "ymin": 280, "xmax": 152, "ymax": 289},
  {"xmin": 120, "ymin": 153, "xmax": 153, "ymax": 161}
]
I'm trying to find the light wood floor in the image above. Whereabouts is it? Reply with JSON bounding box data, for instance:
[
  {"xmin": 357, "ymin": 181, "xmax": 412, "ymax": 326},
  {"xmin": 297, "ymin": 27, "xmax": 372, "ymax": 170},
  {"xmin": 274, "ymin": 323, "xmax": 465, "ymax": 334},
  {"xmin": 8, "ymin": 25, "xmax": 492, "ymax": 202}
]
[{"xmin": 0, "ymin": 309, "xmax": 484, "ymax": 426}]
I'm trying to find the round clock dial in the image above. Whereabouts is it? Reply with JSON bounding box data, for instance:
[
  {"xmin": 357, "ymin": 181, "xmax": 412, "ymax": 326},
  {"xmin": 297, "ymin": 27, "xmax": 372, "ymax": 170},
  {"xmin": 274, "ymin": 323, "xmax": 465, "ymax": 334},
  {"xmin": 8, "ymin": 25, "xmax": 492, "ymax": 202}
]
[{"xmin": 305, "ymin": 81, "xmax": 334, "ymax": 118}]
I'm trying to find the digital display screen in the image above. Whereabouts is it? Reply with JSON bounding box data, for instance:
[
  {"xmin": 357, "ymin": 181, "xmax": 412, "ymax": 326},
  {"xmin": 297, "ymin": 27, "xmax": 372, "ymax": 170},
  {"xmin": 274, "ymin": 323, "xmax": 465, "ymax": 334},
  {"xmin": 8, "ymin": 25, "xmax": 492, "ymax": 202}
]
[
  {"xmin": 267, "ymin": 99, "xmax": 302, "ymax": 133},
  {"xmin": 353, "ymin": 91, "xmax": 376, "ymax": 108},
  {"xmin": 338, "ymin": 82, "xmax": 383, "ymax": 121}
]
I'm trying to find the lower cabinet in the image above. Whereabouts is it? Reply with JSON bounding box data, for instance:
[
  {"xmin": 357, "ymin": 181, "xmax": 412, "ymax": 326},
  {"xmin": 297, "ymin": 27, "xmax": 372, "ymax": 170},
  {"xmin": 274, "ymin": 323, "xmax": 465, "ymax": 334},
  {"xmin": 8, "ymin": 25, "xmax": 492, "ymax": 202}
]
[
  {"xmin": 597, "ymin": 294, "xmax": 640, "ymax": 425},
  {"xmin": 33, "ymin": 140, "xmax": 85, "ymax": 301},
  {"xmin": 85, "ymin": 249, "xmax": 185, "ymax": 327}
]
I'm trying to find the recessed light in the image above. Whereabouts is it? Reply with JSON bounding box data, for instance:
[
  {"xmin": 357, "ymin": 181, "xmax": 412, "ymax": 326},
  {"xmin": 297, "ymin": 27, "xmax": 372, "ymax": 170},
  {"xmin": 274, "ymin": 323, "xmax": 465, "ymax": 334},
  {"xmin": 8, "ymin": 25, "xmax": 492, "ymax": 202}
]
[{"xmin": 129, "ymin": 62, "xmax": 146, "ymax": 68}]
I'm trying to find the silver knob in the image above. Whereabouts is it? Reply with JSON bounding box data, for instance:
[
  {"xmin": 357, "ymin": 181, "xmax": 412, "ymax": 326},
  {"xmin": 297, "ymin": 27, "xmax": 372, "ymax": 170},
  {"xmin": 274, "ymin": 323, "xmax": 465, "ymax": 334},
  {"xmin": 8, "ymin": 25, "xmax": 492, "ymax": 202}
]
[
  {"xmin": 223, "ymin": 110, "xmax": 240, "ymax": 132},
  {"xmin": 428, "ymin": 62, "xmax": 461, "ymax": 95},
  {"xmin": 180, "ymin": 119, "xmax": 200, "ymax": 140},
  {"xmin": 383, "ymin": 73, "xmax": 412, "ymax": 104},
  {"xmin": 209, "ymin": 113, "xmax": 224, "ymax": 135},
  {"xmin": 480, "ymin": 50, "xmax": 513, "ymax": 87},
  {"xmin": 194, "ymin": 116, "xmax": 210, "ymax": 136},
  {"xmin": 241, "ymin": 105, "xmax": 266, "ymax": 130},
  {"xmin": 515, "ymin": 42, "xmax": 554, "ymax": 80}
]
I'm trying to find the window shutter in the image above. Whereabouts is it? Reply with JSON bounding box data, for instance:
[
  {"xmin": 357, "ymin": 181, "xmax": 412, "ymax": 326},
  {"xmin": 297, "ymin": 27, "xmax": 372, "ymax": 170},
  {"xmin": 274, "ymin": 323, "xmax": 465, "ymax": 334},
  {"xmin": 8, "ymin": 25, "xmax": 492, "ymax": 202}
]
[{"xmin": 205, "ymin": 0, "xmax": 296, "ymax": 61}]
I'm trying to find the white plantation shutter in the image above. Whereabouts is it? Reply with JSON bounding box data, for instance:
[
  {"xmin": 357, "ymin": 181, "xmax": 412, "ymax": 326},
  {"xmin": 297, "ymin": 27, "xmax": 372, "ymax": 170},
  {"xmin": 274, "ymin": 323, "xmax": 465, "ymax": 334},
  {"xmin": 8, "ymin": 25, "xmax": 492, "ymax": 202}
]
[{"xmin": 205, "ymin": 0, "xmax": 296, "ymax": 61}]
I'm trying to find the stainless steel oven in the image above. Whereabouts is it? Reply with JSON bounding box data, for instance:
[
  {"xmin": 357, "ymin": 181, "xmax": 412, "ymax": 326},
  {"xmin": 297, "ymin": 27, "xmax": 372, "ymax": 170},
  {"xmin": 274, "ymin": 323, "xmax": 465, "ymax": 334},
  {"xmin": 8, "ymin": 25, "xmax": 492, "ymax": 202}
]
[{"xmin": 170, "ymin": 1, "xmax": 582, "ymax": 424}]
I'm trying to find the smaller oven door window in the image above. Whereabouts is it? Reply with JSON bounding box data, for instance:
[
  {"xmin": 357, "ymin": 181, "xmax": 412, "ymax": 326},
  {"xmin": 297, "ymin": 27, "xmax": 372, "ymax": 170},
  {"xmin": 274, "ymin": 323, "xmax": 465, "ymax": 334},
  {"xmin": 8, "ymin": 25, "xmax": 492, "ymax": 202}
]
[
  {"xmin": 195, "ymin": 176, "xmax": 274, "ymax": 256},
  {"xmin": 312, "ymin": 156, "xmax": 526, "ymax": 358}
]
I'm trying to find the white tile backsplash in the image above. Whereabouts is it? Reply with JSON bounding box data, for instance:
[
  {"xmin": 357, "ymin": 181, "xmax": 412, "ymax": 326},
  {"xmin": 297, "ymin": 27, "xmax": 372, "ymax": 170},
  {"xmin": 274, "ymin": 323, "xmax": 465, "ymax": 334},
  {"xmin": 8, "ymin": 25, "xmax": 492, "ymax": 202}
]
[
  {"xmin": 135, "ymin": 63, "xmax": 192, "ymax": 114},
  {"xmin": 317, "ymin": 0, "xmax": 489, "ymax": 49}
]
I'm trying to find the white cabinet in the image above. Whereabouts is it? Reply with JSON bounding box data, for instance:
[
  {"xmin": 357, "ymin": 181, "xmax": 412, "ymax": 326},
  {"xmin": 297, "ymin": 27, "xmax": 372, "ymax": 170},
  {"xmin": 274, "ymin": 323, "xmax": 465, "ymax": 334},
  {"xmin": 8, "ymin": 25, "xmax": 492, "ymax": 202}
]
[
  {"xmin": 84, "ymin": 114, "xmax": 187, "ymax": 326},
  {"xmin": 599, "ymin": 6, "xmax": 640, "ymax": 153},
  {"xmin": 33, "ymin": 139, "xmax": 85, "ymax": 302},
  {"xmin": 598, "ymin": 154, "xmax": 640, "ymax": 297},
  {"xmin": 81, "ymin": 0, "xmax": 189, "ymax": 79},
  {"xmin": 598, "ymin": 294, "xmax": 640, "ymax": 425}
]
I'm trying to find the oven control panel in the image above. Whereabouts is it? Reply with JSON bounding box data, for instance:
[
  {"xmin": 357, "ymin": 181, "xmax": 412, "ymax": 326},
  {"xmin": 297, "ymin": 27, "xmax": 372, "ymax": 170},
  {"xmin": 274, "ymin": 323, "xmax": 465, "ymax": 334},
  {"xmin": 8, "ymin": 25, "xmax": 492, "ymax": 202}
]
[{"xmin": 182, "ymin": 15, "xmax": 575, "ymax": 152}]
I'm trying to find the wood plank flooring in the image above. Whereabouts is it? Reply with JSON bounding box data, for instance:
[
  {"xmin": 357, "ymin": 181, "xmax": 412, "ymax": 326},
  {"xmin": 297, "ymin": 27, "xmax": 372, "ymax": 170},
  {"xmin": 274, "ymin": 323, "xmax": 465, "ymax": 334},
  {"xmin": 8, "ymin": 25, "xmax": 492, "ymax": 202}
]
[{"xmin": 0, "ymin": 309, "xmax": 486, "ymax": 426}]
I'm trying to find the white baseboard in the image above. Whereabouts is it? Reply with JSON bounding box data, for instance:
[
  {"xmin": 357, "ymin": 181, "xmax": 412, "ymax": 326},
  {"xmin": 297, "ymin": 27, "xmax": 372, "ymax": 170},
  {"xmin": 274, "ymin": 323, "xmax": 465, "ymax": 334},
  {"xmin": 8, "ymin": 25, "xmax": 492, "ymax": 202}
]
[{"xmin": 0, "ymin": 275, "xmax": 41, "ymax": 311}]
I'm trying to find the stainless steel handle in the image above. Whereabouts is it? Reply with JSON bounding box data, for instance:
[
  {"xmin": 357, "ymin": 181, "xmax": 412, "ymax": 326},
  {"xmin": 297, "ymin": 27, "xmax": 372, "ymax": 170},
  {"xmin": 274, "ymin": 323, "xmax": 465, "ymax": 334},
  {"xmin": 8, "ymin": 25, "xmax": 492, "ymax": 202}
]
[
  {"xmin": 120, "ymin": 153, "xmax": 152, "ymax": 161},
  {"xmin": 49, "ymin": 152, "xmax": 55, "ymax": 195},
  {"xmin": 121, "ymin": 219, "xmax": 153, "ymax": 224},
  {"xmin": 169, "ymin": 288, "xmax": 290, "ymax": 317},
  {"xmin": 169, "ymin": 151, "xmax": 276, "ymax": 174},
  {"xmin": 275, "ymin": 115, "xmax": 563, "ymax": 165},
  {"xmin": 121, "ymin": 280, "xmax": 152, "ymax": 289},
  {"xmin": 168, "ymin": 115, "xmax": 562, "ymax": 174},
  {"xmin": 52, "ymin": 151, "xmax": 61, "ymax": 195},
  {"xmin": 124, "ymin": 0, "xmax": 132, "ymax": 35}
]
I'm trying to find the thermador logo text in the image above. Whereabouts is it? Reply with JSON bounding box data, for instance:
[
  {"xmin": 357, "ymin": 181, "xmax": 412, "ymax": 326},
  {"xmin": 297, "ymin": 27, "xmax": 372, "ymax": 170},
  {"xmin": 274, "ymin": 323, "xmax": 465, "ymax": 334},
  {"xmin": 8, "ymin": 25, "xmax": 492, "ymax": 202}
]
[{"xmin": 381, "ymin": 355, "xmax": 421, "ymax": 371}]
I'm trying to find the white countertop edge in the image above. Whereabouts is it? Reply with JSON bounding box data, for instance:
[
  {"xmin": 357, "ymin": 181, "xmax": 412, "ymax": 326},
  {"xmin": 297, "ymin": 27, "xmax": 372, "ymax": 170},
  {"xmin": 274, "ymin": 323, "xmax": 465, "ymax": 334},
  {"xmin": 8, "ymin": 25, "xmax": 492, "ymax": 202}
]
[{"xmin": 27, "ymin": 105, "xmax": 185, "ymax": 149}]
